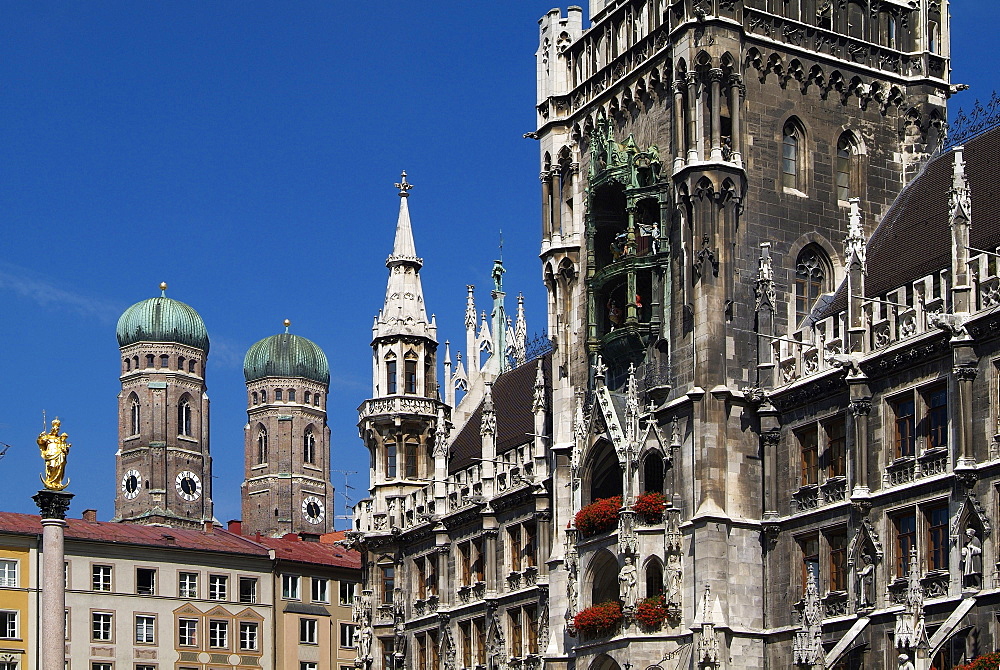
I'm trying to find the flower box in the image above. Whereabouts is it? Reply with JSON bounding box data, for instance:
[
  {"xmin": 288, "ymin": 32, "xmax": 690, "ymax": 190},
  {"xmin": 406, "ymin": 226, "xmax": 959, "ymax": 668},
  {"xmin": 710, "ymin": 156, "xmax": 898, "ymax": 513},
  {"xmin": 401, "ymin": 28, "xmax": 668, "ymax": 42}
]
[
  {"xmin": 634, "ymin": 595, "xmax": 668, "ymax": 630},
  {"xmin": 573, "ymin": 601, "xmax": 623, "ymax": 636},
  {"xmin": 575, "ymin": 496, "xmax": 622, "ymax": 537},
  {"xmin": 633, "ymin": 492, "xmax": 667, "ymax": 524}
]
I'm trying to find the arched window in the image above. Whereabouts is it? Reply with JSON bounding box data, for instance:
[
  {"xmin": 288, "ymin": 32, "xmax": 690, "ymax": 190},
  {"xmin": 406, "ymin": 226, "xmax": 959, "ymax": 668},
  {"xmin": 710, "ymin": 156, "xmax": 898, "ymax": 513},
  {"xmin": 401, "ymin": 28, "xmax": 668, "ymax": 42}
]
[
  {"xmin": 884, "ymin": 12, "xmax": 897, "ymax": 49},
  {"xmin": 304, "ymin": 391, "xmax": 311, "ymax": 404},
  {"xmin": 252, "ymin": 392, "xmax": 258, "ymax": 405},
  {"xmin": 124, "ymin": 358, "xmax": 131, "ymax": 372},
  {"xmin": 303, "ymin": 427, "xmax": 316, "ymax": 464},
  {"xmin": 847, "ymin": 2, "xmax": 864, "ymax": 39},
  {"xmin": 404, "ymin": 352, "xmax": 418, "ymax": 395},
  {"xmin": 178, "ymin": 399, "xmax": 192, "ymax": 436},
  {"xmin": 645, "ymin": 559, "xmax": 664, "ymax": 598},
  {"xmin": 836, "ymin": 136, "xmax": 853, "ymax": 202},
  {"xmin": 928, "ymin": 21, "xmax": 939, "ymax": 53},
  {"xmin": 314, "ymin": 393, "xmax": 321, "ymax": 407},
  {"xmin": 261, "ymin": 389, "xmax": 267, "ymax": 403},
  {"xmin": 130, "ymin": 396, "xmax": 141, "ymax": 436},
  {"xmin": 275, "ymin": 389, "xmax": 282, "ymax": 401},
  {"xmin": 146, "ymin": 354, "xmax": 155, "ymax": 368},
  {"xmin": 794, "ymin": 246, "xmax": 832, "ymax": 326},
  {"xmin": 288, "ymin": 389, "xmax": 296, "ymax": 402},
  {"xmin": 585, "ymin": 440, "xmax": 623, "ymax": 505},
  {"xmin": 781, "ymin": 120, "xmax": 804, "ymax": 191},
  {"xmin": 160, "ymin": 354, "xmax": 170, "ymax": 368},
  {"xmin": 177, "ymin": 356, "xmax": 185, "ymax": 371},
  {"xmin": 133, "ymin": 356, "xmax": 139, "ymax": 369},
  {"xmin": 257, "ymin": 427, "xmax": 268, "ymax": 464},
  {"xmin": 188, "ymin": 360, "xmax": 197, "ymax": 374},
  {"xmin": 642, "ymin": 454, "xmax": 664, "ymax": 494}
]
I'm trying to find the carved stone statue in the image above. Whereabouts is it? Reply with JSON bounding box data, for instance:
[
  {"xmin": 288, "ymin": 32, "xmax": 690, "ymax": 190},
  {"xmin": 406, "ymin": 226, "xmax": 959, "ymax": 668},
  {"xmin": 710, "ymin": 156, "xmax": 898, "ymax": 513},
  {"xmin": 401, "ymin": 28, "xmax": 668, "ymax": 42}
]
[
  {"xmin": 961, "ymin": 527, "xmax": 983, "ymax": 589},
  {"xmin": 898, "ymin": 652, "xmax": 915, "ymax": 670},
  {"xmin": 618, "ymin": 556, "xmax": 637, "ymax": 609},
  {"xmin": 37, "ymin": 418, "xmax": 71, "ymax": 491},
  {"xmin": 857, "ymin": 552, "xmax": 875, "ymax": 608},
  {"xmin": 666, "ymin": 552, "xmax": 683, "ymax": 606},
  {"xmin": 358, "ymin": 624, "xmax": 373, "ymax": 663}
]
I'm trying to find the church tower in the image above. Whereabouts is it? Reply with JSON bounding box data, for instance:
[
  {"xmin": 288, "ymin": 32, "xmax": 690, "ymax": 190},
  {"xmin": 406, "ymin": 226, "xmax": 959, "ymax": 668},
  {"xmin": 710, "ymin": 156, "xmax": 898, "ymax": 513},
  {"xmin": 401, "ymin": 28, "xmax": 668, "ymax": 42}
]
[
  {"xmin": 358, "ymin": 172, "xmax": 448, "ymax": 529},
  {"xmin": 241, "ymin": 321, "xmax": 333, "ymax": 537},
  {"xmin": 114, "ymin": 283, "xmax": 213, "ymax": 529}
]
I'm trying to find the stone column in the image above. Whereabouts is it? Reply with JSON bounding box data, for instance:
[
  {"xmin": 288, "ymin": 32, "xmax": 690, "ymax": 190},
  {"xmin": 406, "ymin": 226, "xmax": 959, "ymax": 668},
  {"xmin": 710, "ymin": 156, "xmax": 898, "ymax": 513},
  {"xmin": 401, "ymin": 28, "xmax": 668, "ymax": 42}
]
[
  {"xmin": 673, "ymin": 79, "xmax": 687, "ymax": 169},
  {"xmin": 849, "ymin": 395, "xmax": 872, "ymax": 496},
  {"xmin": 728, "ymin": 74, "xmax": 744, "ymax": 166},
  {"xmin": 550, "ymin": 172, "xmax": 562, "ymax": 236},
  {"xmin": 483, "ymin": 528, "xmax": 499, "ymax": 593},
  {"xmin": 709, "ymin": 68, "xmax": 724, "ymax": 161},
  {"xmin": 32, "ymin": 490, "xmax": 73, "ymax": 670},
  {"xmin": 954, "ymin": 364, "xmax": 978, "ymax": 467},
  {"xmin": 686, "ymin": 72, "xmax": 699, "ymax": 163}
]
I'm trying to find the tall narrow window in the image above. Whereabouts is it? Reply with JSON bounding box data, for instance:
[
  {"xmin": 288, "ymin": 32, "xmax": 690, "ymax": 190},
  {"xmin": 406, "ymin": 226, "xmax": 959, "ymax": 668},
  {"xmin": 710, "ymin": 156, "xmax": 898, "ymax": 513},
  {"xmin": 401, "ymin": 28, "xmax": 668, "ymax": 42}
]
[
  {"xmin": 160, "ymin": 354, "xmax": 170, "ymax": 368},
  {"xmin": 509, "ymin": 609, "xmax": 522, "ymax": 658},
  {"xmin": 275, "ymin": 389, "xmax": 282, "ymax": 401},
  {"xmin": 257, "ymin": 427, "xmax": 268, "ymax": 465},
  {"xmin": 893, "ymin": 397, "xmax": 916, "ymax": 458},
  {"xmin": 782, "ymin": 124, "xmax": 799, "ymax": 189},
  {"xmin": 828, "ymin": 529, "xmax": 848, "ymax": 592},
  {"xmin": 847, "ymin": 2, "xmax": 865, "ymax": 39},
  {"xmin": 794, "ymin": 247, "xmax": 829, "ymax": 326},
  {"xmin": 887, "ymin": 14, "xmax": 897, "ymax": 49},
  {"xmin": 926, "ymin": 387, "xmax": 948, "ymax": 450},
  {"xmin": 404, "ymin": 440, "xmax": 418, "ymax": 479},
  {"xmin": 800, "ymin": 534, "xmax": 820, "ymax": 590},
  {"xmin": 836, "ymin": 135, "xmax": 852, "ymax": 201},
  {"xmin": 404, "ymin": 359, "xmax": 418, "ymax": 395},
  {"xmin": 799, "ymin": 427, "xmax": 819, "ymax": 487},
  {"xmin": 380, "ymin": 565, "xmax": 395, "ymax": 604},
  {"xmin": 288, "ymin": 389, "xmax": 295, "ymax": 402},
  {"xmin": 643, "ymin": 453, "xmax": 664, "ymax": 493},
  {"xmin": 386, "ymin": 441, "xmax": 397, "ymax": 479},
  {"xmin": 303, "ymin": 428, "xmax": 316, "ymax": 464},
  {"xmin": 178, "ymin": 400, "xmax": 192, "ymax": 436},
  {"xmin": 826, "ymin": 418, "xmax": 847, "ymax": 478},
  {"xmin": 386, "ymin": 359, "xmax": 397, "ymax": 395},
  {"xmin": 645, "ymin": 559, "xmax": 663, "ymax": 597},
  {"xmin": 928, "ymin": 21, "xmax": 939, "ymax": 53},
  {"xmin": 895, "ymin": 513, "xmax": 917, "ymax": 577},
  {"xmin": 130, "ymin": 397, "xmax": 141, "ymax": 436},
  {"xmin": 927, "ymin": 505, "xmax": 949, "ymax": 571}
]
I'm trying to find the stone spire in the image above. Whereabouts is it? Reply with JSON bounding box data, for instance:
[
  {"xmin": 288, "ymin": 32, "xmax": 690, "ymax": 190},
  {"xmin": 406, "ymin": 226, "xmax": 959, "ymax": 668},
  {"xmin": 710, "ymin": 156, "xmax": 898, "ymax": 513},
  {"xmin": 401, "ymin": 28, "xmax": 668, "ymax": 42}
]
[
  {"xmin": 375, "ymin": 172, "xmax": 436, "ymax": 342},
  {"xmin": 484, "ymin": 259, "xmax": 509, "ymax": 375}
]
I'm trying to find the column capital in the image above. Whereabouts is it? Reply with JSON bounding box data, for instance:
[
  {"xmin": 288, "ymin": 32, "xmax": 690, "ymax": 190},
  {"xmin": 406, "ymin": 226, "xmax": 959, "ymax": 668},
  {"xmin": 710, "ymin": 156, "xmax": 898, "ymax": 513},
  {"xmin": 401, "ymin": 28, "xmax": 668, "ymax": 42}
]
[
  {"xmin": 708, "ymin": 67, "xmax": 724, "ymax": 82},
  {"xmin": 954, "ymin": 364, "xmax": 979, "ymax": 382},
  {"xmin": 33, "ymin": 490, "xmax": 74, "ymax": 520},
  {"xmin": 849, "ymin": 397, "xmax": 873, "ymax": 416}
]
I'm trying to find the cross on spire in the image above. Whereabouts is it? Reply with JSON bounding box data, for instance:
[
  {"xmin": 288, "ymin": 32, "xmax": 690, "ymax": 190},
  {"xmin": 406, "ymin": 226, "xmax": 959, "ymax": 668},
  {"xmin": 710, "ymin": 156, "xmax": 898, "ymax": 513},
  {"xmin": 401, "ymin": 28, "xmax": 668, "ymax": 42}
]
[{"xmin": 395, "ymin": 171, "xmax": 413, "ymax": 197}]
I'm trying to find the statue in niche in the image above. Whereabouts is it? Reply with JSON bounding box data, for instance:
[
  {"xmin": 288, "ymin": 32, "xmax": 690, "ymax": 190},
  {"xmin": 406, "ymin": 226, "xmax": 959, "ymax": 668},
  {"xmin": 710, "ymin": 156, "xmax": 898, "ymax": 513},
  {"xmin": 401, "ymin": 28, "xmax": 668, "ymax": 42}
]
[
  {"xmin": 856, "ymin": 552, "xmax": 875, "ymax": 609},
  {"xmin": 607, "ymin": 299, "xmax": 623, "ymax": 329},
  {"xmin": 666, "ymin": 552, "xmax": 683, "ymax": 606},
  {"xmin": 618, "ymin": 556, "xmax": 638, "ymax": 610},
  {"xmin": 961, "ymin": 527, "xmax": 983, "ymax": 589},
  {"xmin": 897, "ymin": 652, "xmax": 915, "ymax": 670}
]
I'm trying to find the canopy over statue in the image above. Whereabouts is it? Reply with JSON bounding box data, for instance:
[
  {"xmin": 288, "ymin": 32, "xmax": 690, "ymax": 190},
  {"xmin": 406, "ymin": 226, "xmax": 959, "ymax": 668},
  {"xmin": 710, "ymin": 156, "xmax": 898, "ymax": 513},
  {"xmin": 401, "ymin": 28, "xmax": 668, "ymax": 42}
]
[{"xmin": 38, "ymin": 418, "xmax": 71, "ymax": 491}]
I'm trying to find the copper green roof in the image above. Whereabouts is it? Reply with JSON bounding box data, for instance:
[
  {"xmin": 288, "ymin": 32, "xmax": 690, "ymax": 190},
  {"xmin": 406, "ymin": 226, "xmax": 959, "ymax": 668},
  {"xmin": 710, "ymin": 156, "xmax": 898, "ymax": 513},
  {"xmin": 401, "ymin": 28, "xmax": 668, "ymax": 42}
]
[
  {"xmin": 117, "ymin": 296, "xmax": 209, "ymax": 352},
  {"xmin": 244, "ymin": 333, "xmax": 329, "ymax": 385}
]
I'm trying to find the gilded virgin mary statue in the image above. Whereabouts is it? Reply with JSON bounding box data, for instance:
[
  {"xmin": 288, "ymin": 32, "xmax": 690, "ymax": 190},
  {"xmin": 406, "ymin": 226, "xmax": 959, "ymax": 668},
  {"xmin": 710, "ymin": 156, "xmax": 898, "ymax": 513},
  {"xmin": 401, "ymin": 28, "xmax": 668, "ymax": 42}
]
[{"xmin": 37, "ymin": 418, "xmax": 70, "ymax": 491}]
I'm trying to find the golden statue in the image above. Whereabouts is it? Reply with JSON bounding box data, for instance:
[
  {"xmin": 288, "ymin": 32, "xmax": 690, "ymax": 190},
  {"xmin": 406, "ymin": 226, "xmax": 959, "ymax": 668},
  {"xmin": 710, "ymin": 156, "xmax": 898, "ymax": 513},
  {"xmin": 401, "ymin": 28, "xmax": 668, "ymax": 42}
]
[{"xmin": 37, "ymin": 418, "xmax": 71, "ymax": 491}]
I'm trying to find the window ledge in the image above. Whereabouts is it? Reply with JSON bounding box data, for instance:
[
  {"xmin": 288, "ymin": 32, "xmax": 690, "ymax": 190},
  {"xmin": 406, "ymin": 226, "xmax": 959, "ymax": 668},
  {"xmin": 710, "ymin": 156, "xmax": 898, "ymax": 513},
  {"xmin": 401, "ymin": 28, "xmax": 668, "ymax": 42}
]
[{"xmin": 783, "ymin": 186, "xmax": 809, "ymax": 199}]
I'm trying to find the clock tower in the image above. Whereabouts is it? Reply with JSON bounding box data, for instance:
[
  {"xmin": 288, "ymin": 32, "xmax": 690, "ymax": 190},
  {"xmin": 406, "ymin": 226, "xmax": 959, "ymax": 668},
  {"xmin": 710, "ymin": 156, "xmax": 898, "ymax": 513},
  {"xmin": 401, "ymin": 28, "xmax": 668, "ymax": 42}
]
[
  {"xmin": 114, "ymin": 283, "xmax": 214, "ymax": 529},
  {"xmin": 241, "ymin": 320, "xmax": 334, "ymax": 537}
]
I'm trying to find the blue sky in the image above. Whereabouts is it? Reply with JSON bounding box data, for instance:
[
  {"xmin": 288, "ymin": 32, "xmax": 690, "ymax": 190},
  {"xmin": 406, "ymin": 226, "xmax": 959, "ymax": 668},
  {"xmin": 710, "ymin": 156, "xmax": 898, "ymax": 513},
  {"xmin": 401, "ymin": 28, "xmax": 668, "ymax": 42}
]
[{"xmin": 1, "ymin": 2, "xmax": 996, "ymax": 526}]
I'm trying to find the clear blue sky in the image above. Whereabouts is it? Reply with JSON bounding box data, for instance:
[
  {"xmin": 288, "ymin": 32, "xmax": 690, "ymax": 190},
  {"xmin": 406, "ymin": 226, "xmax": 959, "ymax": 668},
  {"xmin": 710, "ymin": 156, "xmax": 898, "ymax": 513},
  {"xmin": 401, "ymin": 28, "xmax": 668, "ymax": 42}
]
[{"xmin": 1, "ymin": 2, "xmax": 996, "ymax": 526}]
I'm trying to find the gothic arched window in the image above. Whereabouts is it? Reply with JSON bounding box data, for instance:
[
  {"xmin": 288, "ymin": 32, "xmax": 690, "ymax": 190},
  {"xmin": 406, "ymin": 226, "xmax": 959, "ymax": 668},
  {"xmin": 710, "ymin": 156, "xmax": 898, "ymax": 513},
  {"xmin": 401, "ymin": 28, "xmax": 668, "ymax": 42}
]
[
  {"xmin": 385, "ymin": 354, "xmax": 398, "ymax": 395},
  {"xmin": 130, "ymin": 396, "xmax": 140, "ymax": 436},
  {"xmin": 781, "ymin": 120, "xmax": 805, "ymax": 191},
  {"xmin": 835, "ymin": 132, "xmax": 861, "ymax": 203},
  {"xmin": 303, "ymin": 427, "xmax": 316, "ymax": 464},
  {"xmin": 645, "ymin": 558, "xmax": 664, "ymax": 598},
  {"xmin": 178, "ymin": 399, "xmax": 192, "ymax": 436},
  {"xmin": 794, "ymin": 246, "xmax": 833, "ymax": 327},
  {"xmin": 257, "ymin": 427, "xmax": 268, "ymax": 465},
  {"xmin": 642, "ymin": 453, "xmax": 664, "ymax": 494}
]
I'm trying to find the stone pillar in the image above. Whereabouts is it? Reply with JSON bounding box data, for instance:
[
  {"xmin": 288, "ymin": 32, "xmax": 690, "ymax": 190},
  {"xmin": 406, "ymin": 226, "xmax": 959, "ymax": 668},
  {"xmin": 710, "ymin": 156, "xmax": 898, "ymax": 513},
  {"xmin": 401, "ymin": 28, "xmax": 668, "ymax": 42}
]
[
  {"xmin": 954, "ymin": 364, "xmax": 978, "ymax": 467},
  {"xmin": 686, "ymin": 72, "xmax": 699, "ymax": 163},
  {"xmin": 673, "ymin": 79, "xmax": 687, "ymax": 169},
  {"xmin": 550, "ymin": 172, "xmax": 562, "ymax": 236},
  {"xmin": 32, "ymin": 490, "xmax": 73, "ymax": 670},
  {"xmin": 728, "ymin": 74, "xmax": 743, "ymax": 166},
  {"xmin": 483, "ymin": 528, "xmax": 499, "ymax": 593},
  {"xmin": 709, "ymin": 68, "xmax": 723, "ymax": 161},
  {"xmin": 849, "ymin": 394, "xmax": 872, "ymax": 496}
]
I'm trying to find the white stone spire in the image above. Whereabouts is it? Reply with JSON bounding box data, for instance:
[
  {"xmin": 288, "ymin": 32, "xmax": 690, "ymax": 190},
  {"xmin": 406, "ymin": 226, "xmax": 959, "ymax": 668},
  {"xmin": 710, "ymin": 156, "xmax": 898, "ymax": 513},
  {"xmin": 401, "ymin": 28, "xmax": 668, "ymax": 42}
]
[{"xmin": 375, "ymin": 172, "xmax": 436, "ymax": 342}]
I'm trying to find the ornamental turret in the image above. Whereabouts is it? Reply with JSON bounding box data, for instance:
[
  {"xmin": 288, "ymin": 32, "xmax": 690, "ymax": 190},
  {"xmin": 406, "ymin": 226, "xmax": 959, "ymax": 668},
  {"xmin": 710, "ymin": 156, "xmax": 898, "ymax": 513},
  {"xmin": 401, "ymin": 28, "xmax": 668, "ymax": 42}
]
[
  {"xmin": 114, "ymin": 282, "xmax": 213, "ymax": 529},
  {"xmin": 359, "ymin": 174, "xmax": 448, "ymax": 528},
  {"xmin": 242, "ymin": 319, "xmax": 333, "ymax": 536}
]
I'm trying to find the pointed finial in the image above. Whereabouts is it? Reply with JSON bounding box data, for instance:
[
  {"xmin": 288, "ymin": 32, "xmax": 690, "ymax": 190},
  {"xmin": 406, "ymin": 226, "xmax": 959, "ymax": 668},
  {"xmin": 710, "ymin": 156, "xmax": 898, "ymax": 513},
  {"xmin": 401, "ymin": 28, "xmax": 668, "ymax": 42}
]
[
  {"xmin": 159, "ymin": 282, "xmax": 168, "ymax": 297},
  {"xmin": 499, "ymin": 229, "xmax": 504, "ymax": 262},
  {"xmin": 395, "ymin": 171, "xmax": 413, "ymax": 197},
  {"xmin": 283, "ymin": 319, "xmax": 291, "ymax": 333}
]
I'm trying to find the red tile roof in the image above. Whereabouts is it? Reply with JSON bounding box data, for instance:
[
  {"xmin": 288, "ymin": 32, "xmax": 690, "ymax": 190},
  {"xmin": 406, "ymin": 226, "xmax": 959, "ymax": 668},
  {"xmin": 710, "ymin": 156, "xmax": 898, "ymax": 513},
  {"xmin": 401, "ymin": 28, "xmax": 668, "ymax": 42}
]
[
  {"xmin": 0, "ymin": 511, "xmax": 269, "ymax": 557},
  {"xmin": 255, "ymin": 534, "xmax": 361, "ymax": 569}
]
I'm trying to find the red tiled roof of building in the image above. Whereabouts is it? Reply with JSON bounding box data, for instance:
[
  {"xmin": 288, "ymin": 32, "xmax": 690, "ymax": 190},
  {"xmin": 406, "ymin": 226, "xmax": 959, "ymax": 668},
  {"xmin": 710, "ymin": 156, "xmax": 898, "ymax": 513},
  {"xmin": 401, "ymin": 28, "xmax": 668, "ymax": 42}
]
[
  {"xmin": 0, "ymin": 511, "xmax": 269, "ymax": 557},
  {"xmin": 255, "ymin": 534, "xmax": 361, "ymax": 570}
]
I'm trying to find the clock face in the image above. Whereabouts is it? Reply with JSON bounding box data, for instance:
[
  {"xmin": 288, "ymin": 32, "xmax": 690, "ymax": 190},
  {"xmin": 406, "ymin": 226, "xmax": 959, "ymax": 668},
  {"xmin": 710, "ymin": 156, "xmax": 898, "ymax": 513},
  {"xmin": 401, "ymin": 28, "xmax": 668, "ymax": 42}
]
[
  {"xmin": 301, "ymin": 495, "xmax": 324, "ymax": 524},
  {"xmin": 175, "ymin": 471, "xmax": 202, "ymax": 501},
  {"xmin": 121, "ymin": 469, "xmax": 141, "ymax": 500}
]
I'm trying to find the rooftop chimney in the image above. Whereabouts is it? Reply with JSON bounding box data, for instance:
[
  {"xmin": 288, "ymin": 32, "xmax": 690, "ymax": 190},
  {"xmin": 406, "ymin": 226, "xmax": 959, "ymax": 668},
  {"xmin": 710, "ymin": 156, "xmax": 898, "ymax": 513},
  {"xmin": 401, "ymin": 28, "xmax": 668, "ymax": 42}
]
[
  {"xmin": 82, "ymin": 509, "xmax": 97, "ymax": 522},
  {"xmin": 203, "ymin": 521, "xmax": 214, "ymax": 533},
  {"xmin": 227, "ymin": 519, "xmax": 242, "ymax": 535}
]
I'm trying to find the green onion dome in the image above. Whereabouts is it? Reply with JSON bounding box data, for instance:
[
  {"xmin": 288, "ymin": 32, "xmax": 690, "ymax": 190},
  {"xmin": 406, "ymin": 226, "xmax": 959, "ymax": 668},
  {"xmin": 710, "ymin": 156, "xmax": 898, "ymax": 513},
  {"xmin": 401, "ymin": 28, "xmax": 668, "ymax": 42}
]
[
  {"xmin": 116, "ymin": 285, "xmax": 209, "ymax": 352},
  {"xmin": 244, "ymin": 327, "xmax": 329, "ymax": 385}
]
